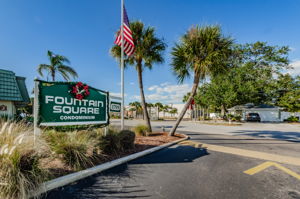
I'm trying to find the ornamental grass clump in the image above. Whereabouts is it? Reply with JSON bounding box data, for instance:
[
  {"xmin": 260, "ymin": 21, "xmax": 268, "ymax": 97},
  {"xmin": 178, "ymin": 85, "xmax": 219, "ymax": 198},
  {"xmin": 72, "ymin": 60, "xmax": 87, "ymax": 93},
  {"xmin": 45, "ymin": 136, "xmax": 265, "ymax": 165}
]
[
  {"xmin": 98, "ymin": 128, "xmax": 121, "ymax": 155},
  {"xmin": 0, "ymin": 121, "xmax": 48, "ymax": 199},
  {"xmin": 118, "ymin": 130, "xmax": 135, "ymax": 150},
  {"xmin": 43, "ymin": 130, "xmax": 97, "ymax": 171},
  {"xmin": 132, "ymin": 124, "xmax": 149, "ymax": 136}
]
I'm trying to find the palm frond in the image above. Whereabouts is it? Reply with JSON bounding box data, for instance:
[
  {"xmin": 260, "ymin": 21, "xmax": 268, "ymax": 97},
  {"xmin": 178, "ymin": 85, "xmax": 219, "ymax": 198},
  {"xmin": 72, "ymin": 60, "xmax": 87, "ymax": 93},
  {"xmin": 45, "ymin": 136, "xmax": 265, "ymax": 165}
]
[
  {"xmin": 57, "ymin": 65, "xmax": 78, "ymax": 80},
  {"xmin": 37, "ymin": 64, "xmax": 51, "ymax": 77},
  {"xmin": 171, "ymin": 25, "xmax": 233, "ymax": 83}
]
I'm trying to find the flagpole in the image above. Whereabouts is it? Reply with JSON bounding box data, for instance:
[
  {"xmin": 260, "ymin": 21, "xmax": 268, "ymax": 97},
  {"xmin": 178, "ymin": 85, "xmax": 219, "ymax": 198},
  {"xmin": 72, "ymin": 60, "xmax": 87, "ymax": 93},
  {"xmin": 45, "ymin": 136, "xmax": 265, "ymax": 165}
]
[{"xmin": 120, "ymin": 0, "xmax": 125, "ymax": 130}]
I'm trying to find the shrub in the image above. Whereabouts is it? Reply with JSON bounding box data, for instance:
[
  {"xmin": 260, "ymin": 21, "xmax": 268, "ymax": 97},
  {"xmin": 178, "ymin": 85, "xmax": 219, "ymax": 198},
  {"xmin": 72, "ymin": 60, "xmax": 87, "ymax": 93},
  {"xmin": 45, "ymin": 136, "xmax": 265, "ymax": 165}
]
[
  {"xmin": 98, "ymin": 129, "xmax": 121, "ymax": 155},
  {"xmin": 44, "ymin": 130, "xmax": 96, "ymax": 171},
  {"xmin": 0, "ymin": 121, "xmax": 48, "ymax": 199},
  {"xmin": 118, "ymin": 130, "xmax": 135, "ymax": 150},
  {"xmin": 132, "ymin": 124, "xmax": 149, "ymax": 136},
  {"xmin": 226, "ymin": 114, "xmax": 242, "ymax": 122},
  {"xmin": 286, "ymin": 116, "xmax": 299, "ymax": 122}
]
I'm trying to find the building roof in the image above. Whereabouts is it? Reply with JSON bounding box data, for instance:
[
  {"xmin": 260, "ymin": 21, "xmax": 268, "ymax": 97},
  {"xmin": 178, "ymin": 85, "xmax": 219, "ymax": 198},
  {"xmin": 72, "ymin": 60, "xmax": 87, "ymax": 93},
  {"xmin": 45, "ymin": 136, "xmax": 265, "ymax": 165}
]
[{"xmin": 0, "ymin": 69, "xmax": 29, "ymax": 103}]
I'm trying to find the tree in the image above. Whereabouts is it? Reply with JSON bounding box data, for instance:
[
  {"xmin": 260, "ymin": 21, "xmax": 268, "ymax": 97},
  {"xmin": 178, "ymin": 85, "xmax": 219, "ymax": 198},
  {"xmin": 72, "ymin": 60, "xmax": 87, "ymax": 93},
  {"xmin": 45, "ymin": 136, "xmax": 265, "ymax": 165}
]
[
  {"xmin": 38, "ymin": 50, "xmax": 78, "ymax": 81},
  {"xmin": 169, "ymin": 25, "xmax": 233, "ymax": 136},
  {"xmin": 278, "ymin": 90, "xmax": 300, "ymax": 113},
  {"xmin": 147, "ymin": 103, "xmax": 154, "ymax": 119},
  {"xmin": 154, "ymin": 102, "xmax": 164, "ymax": 119},
  {"xmin": 277, "ymin": 74, "xmax": 300, "ymax": 113},
  {"xmin": 162, "ymin": 105, "xmax": 170, "ymax": 118},
  {"xmin": 190, "ymin": 42, "xmax": 290, "ymax": 116},
  {"xmin": 169, "ymin": 107, "xmax": 178, "ymax": 117},
  {"xmin": 129, "ymin": 101, "xmax": 142, "ymax": 118},
  {"xmin": 111, "ymin": 21, "xmax": 166, "ymax": 132}
]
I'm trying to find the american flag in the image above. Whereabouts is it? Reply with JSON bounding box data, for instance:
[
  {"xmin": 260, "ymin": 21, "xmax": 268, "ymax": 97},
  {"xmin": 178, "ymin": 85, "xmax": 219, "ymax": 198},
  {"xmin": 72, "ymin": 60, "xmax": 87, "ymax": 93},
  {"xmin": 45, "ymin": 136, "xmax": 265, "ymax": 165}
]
[{"xmin": 114, "ymin": 6, "xmax": 135, "ymax": 56}]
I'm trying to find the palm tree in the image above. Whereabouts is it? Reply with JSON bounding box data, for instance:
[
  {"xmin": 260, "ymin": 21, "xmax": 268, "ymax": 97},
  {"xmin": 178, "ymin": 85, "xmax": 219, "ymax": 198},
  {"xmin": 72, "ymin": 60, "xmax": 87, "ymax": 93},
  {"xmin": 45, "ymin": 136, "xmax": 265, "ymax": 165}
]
[
  {"xmin": 154, "ymin": 102, "xmax": 163, "ymax": 119},
  {"xmin": 169, "ymin": 25, "xmax": 233, "ymax": 136},
  {"xmin": 38, "ymin": 50, "xmax": 78, "ymax": 81},
  {"xmin": 147, "ymin": 103, "xmax": 154, "ymax": 119},
  {"xmin": 162, "ymin": 105, "xmax": 170, "ymax": 118},
  {"xmin": 111, "ymin": 21, "xmax": 166, "ymax": 132},
  {"xmin": 129, "ymin": 101, "xmax": 142, "ymax": 119},
  {"xmin": 169, "ymin": 107, "xmax": 178, "ymax": 117}
]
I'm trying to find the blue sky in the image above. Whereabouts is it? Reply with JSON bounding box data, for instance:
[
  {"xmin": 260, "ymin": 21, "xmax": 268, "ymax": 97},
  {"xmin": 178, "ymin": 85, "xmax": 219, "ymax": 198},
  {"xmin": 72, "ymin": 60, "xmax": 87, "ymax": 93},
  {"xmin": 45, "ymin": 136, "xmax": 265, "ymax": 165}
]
[{"xmin": 0, "ymin": 0, "xmax": 299, "ymax": 104}]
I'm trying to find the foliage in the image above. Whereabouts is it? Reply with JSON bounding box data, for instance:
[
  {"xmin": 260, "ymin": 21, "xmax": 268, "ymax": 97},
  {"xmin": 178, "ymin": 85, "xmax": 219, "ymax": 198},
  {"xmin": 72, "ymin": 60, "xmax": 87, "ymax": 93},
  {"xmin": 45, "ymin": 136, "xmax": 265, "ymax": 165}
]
[
  {"xmin": 110, "ymin": 114, "xmax": 121, "ymax": 119},
  {"xmin": 226, "ymin": 114, "xmax": 242, "ymax": 122},
  {"xmin": 98, "ymin": 128, "xmax": 121, "ymax": 155},
  {"xmin": 111, "ymin": 21, "xmax": 167, "ymax": 133},
  {"xmin": 169, "ymin": 108, "xmax": 178, "ymax": 114},
  {"xmin": 171, "ymin": 25, "xmax": 233, "ymax": 84},
  {"xmin": 129, "ymin": 101, "xmax": 143, "ymax": 118},
  {"xmin": 132, "ymin": 124, "xmax": 149, "ymax": 136},
  {"xmin": 0, "ymin": 121, "xmax": 138, "ymax": 198},
  {"xmin": 37, "ymin": 50, "xmax": 78, "ymax": 81},
  {"xmin": 46, "ymin": 124, "xmax": 102, "ymax": 132},
  {"xmin": 192, "ymin": 42, "xmax": 291, "ymax": 114},
  {"xmin": 43, "ymin": 130, "xmax": 96, "ymax": 171},
  {"xmin": 0, "ymin": 121, "xmax": 48, "ymax": 199},
  {"xmin": 276, "ymin": 74, "xmax": 300, "ymax": 112},
  {"xmin": 285, "ymin": 116, "xmax": 299, "ymax": 122},
  {"xmin": 118, "ymin": 130, "xmax": 136, "ymax": 150},
  {"xmin": 169, "ymin": 25, "xmax": 233, "ymax": 135}
]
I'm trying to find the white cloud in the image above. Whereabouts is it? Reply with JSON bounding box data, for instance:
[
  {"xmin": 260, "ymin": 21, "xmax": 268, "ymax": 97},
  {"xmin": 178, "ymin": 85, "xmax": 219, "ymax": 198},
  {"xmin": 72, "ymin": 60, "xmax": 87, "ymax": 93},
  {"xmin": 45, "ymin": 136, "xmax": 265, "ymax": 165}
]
[
  {"xmin": 286, "ymin": 60, "xmax": 300, "ymax": 76},
  {"xmin": 130, "ymin": 82, "xmax": 135, "ymax": 85},
  {"xmin": 148, "ymin": 85, "xmax": 159, "ymax": 91},
  {"xmin": 110, "ymin": 92, "xmax": 127, "ymax": 98},
  {"xmin": 145, "ymin": 82, "xmax": 191, "ymax": 104},
  {"xmin": 290, "ymin": 47, "xmax": 296, "ymax": 52},
  {"xmin": 160, "ymin": 82, "xmax": 171, "ymax": 87},
  {"xmin": 130, "ymin": 95, "xmax": 140, "ymax": 101}
]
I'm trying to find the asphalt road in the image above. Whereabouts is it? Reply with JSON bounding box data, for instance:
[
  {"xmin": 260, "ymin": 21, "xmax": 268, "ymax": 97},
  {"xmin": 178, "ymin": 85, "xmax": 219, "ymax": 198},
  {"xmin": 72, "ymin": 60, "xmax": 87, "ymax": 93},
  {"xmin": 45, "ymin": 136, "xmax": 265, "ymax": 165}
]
[{"xmin": 43, "ymin": 121, "xmax": 300, "ymax": 199}]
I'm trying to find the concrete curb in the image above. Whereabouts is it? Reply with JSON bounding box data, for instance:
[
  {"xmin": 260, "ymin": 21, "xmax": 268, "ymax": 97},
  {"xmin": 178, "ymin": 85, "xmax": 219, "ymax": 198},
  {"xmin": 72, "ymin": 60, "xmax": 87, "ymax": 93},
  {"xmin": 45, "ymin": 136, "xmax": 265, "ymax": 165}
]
[{"xmin": 33, "ymin": 134, "xmax": 189, "ymax": 197}]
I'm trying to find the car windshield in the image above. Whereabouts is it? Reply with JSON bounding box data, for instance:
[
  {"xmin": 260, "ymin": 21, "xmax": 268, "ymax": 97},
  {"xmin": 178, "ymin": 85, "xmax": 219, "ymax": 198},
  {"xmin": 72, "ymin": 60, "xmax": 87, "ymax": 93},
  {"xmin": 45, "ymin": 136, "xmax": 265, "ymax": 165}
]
[{"xmin": 249, "ymin": 113, "xmax": 259, "ymax": 116}]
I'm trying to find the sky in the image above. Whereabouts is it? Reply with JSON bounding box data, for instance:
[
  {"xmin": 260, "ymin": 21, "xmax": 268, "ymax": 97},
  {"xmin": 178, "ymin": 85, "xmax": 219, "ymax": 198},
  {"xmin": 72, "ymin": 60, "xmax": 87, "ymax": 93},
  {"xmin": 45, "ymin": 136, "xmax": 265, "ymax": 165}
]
[{"xmin": 0, "ymin": 0, "xmax": 300, "ymax": 105}]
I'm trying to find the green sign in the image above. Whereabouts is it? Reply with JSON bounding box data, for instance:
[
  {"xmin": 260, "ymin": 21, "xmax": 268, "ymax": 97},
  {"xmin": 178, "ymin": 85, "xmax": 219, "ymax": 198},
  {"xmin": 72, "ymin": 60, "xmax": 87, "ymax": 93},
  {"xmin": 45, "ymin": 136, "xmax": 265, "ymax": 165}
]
[
  {"xmin": 37, "ymin": 81, "xmax": 109, "ymax": 126},
  {"xmin": 110, "ymin": 101, "xmax": 121, "ymax": 113}
]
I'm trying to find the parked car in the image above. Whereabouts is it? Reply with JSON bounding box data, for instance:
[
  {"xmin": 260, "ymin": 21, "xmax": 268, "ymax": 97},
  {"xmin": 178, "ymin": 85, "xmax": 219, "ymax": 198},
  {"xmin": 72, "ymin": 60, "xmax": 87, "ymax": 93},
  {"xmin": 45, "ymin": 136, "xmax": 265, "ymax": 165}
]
[{"xmin": 245, "ymin": 113, "xmax": 261, "ymax": 122}]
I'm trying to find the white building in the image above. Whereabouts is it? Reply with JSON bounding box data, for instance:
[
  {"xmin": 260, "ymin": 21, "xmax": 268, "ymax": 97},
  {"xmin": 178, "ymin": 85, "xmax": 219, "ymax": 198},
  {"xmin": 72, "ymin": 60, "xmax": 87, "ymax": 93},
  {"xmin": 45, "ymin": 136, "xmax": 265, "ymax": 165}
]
[{"xmin": 228, "ymin": 104, "xmax": 299, "ymax": 122}]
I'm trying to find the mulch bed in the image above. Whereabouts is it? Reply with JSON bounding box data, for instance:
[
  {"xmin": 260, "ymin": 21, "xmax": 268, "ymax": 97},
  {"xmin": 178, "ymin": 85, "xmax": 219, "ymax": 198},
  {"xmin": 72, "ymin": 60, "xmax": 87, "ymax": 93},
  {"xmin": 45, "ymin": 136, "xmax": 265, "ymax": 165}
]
[
  {"xmin": 42, "ymin": 132, "xmax": 184, "ymax": 179},
  {"xmin": 96, "ymin": 132, "xmax": 184, "ymax": 161}
]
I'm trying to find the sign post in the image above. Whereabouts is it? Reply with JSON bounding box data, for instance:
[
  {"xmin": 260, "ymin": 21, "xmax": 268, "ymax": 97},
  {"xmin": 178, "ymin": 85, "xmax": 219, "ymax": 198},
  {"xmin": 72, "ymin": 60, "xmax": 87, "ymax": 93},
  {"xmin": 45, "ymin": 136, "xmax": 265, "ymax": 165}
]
[{"xmin": 33, "ymin": 79, "xmax": 41, "ymax": 145}]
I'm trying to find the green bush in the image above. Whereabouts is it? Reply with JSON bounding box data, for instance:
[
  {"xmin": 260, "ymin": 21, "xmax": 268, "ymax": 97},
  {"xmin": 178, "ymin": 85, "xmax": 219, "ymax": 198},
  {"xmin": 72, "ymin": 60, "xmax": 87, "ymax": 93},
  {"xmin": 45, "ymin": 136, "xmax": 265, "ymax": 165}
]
[
  {"xmin": 118, "ymin": 130, "xmax": 135, "ymax": 150},
  {"xmin": 44, "ymin": 130, "xmax": 95, "ymax": 171},
  {"xmin": 226, "ymin": 114, "xmax": 242, "ymax": 122},
  {"xmin": 110, "ymin": 114, "xmax": 121, "ymax": 119},
  {"xmin": 286, "ymin": 116, "xmax": 299, "ymax": 122},
  {"xmin": 98, "ymin": 129, "xmax": 121, "ymax": 155},
  {"xmin": 132, "ymin": 124, "xmax": 149, "ymax": 136}
]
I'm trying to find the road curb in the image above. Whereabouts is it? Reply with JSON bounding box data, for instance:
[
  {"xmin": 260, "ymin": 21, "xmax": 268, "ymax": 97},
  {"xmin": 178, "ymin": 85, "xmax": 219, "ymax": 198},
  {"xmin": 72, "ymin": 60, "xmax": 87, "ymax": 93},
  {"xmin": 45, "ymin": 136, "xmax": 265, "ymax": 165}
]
[{"xmin": 33, "ymin": 134, "xmax": 189, "ymax": 197}]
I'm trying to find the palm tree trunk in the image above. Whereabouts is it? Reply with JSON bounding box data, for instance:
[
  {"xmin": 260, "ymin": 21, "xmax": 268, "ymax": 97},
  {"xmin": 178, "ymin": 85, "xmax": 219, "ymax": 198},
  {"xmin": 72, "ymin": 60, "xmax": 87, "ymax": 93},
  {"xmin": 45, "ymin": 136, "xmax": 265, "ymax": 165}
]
[
  {"xmin": 135, "ymin": 106, "xmax": 138, "ymax": 119},
  {"xmin": 51, "ymin": 72, "xmax": 55, "ymax": 81},
  {"xmin": 137, "ymin": 64, "xmax": 152, "ymax": 132},
  {"xmin": 169, "ymin": 74, "xmax": 200, "ymax": 136}
]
